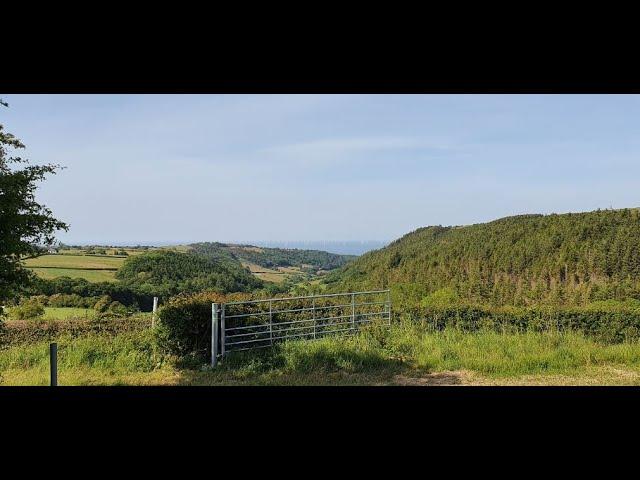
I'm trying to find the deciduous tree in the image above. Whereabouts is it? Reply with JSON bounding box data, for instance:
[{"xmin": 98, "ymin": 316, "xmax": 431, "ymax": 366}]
[{"xmin": 0, "ymin": 101, "xmax": 68, "ymax": 311}]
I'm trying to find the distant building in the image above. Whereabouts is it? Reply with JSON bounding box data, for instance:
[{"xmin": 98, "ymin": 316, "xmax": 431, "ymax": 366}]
[{"xmin": 47, "ymin": 248, "xmax": 58, "ymax": 254}]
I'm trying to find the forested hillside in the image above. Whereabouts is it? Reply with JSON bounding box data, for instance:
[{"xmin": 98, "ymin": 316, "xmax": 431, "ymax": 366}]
[
  {"xmin": 324, "ymin": 208, "xmax": 640, "ymax": 308},
  {"xmin": 190, "ymin": 242, "xmax": 354, "ymax": 271},
  {"xmin": 116, "ymin": 250, "xmax": 262, "ymax": 297}
]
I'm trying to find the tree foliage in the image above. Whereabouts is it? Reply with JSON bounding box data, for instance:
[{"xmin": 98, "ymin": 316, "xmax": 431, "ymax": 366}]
[
  {"xmin": 0, "ymin": 102, "xmax": 68, "ymax": 307},
  {"xmin": 115, "ymin": 250, "xmax": 263, "ymax": 298},
  {"xmin": 326, "ymin": 208, "xmax": 640, "ymax": 308},
  {"xmin": 190, "ymin": 242, "xmax": 355, "ymax": 271}
]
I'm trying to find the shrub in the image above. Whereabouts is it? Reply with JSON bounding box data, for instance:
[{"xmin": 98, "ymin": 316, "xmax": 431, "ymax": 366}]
[
  {"xmin": 8, "ymin": 298, "xmax": 46, "ymax": 321},
  {"xmin": 399, "ymin": 303, "xmax": 640, "ymax": 343},
  {"xmin": 48, "ymin": 293, "xmax": 97, "ymax": 308},
  {"xmin": 93, "ymin": 295, "xmax": 113, "ymax": 312},
  {"xmin": 0, "ymin": 314, "xmax": 151, "ymax": 348},
  {"xmin": 155, "ymin": 291, "xmax": 251, "ymax": 360}
]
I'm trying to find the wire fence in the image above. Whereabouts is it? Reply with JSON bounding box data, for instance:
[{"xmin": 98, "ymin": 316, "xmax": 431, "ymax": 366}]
[{"xmin": 211, "ymin": 290, "xmax": 391, "ymax": 364}]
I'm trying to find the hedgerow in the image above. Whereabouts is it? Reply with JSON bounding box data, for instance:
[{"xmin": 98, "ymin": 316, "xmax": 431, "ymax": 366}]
[
  {"xmin": 155, "ymin": 291, "xmax": 252, "ymax": 361},
  {"xmin": 398, "ymin": 304, "xmax": 640, "ymax": 343},
  {"xmin": 0, "ymin": 315, "xmax": 151, "ymax": 348}
]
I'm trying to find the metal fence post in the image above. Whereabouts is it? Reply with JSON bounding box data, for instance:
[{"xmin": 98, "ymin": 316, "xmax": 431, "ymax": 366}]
[
  {"xmin": 269, "ymin": 300, "xmax": 273, "ymax": 346},
  {"xmin": 221, "ymin": 304, "xmax": 226, "ymax": 359},
  {"xmin": 351, "ymin": 293, "xmax": 356, "ymax": 331},
  {"xmin": 50, "ymin": 343, "xmax": 57, "ymax": 387},
  {"xmin": 211, "ymin": 303, "xmax": 219, "ymax": 367}
]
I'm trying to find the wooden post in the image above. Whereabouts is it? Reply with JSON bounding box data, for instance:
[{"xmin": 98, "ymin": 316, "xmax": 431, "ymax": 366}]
[{"xmin": 50, "ymin": 343, "xmax": 58, "ymax": 387}]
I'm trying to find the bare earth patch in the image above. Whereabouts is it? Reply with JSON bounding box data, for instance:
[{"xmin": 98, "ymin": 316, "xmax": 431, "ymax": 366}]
[{"xmin": 384, "ymin": 366, "xmax": 640, "ymax": 386}]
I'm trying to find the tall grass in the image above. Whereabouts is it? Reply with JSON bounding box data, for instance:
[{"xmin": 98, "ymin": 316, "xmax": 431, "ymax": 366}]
[
  {"xmin": 4, "ymin": 321, "xmax": 640, "ymax": 385},
  {"xmin": 208, "ymin": 321, "xmax": 640, "ymax": 383},
  {"xmin": 0, "ymin": 330, "xmax": 164, "ymax": 386}
]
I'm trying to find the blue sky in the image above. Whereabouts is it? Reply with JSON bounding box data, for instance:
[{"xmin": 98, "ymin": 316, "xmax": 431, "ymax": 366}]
[{"xmin": 2, "ymin": 94, "xmax": 640, "ymax": 245}]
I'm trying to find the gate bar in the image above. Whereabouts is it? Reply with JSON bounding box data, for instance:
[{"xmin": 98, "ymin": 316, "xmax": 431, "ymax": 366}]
[{"xmin": 224, "ymin": 289, "xmax": 390, "ymax": 305}]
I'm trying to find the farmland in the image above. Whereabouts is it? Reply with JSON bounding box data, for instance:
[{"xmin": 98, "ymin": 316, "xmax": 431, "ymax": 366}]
[
  {"xmin": 240, "ymin": 260, "xmax": 305, "ymax": 283},
  {"xmin": 24, "ymin": 253, "xmax": 126, "ymax": 282},
  {"xmin": 23, "ymin": 243, "xmax": 348, "ymax": 286},
  {"xmin": 43, "ymin": 307, "xmax": 95, "ymax": 320}
]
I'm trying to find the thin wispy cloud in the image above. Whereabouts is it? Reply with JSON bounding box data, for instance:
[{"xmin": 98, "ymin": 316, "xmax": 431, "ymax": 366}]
[{"xmin": 262, "ymin": 136, "xmax": 454, "ymax": 166}]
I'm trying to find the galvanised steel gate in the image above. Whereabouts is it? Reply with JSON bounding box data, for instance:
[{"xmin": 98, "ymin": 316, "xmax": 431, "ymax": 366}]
[{"xmin": 211, "ymin": 289, "xmax": 391, "ymax": 366}]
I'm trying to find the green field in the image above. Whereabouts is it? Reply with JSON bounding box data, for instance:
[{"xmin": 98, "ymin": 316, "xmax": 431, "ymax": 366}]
[
  {"xmin": 43, "ymin": 307, "xmax": 95, "ymax": 320},
  {"xmin": 3, "ymin": 322, "xmax": 640, "ymax": 386},
  {"xmin": 24, "ymin": 254, "xmax": 125, "ymax": 282},
  {"xmin": 24, "ymin": 254, "xmax": 124, "ymax": 269},
  {"xmin": 240, "ymin": 260, "xmax": 306, "ymax": 283},
  {"xmin": 28, "ymin": 267, "xmax": 118, "ymax": 282},
  {"xmin": 5, "ymin": 307, "xmax": 96, "ymax": 321}
]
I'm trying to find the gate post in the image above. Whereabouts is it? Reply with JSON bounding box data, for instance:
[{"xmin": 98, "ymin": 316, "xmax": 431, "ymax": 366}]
[
  {"xmin": 221, "ymin": 304, "xmax": 226, "ymax": 359},
  {"xmin": 211, "ymin": 303, "xmax": 219, "ymax": 367}
]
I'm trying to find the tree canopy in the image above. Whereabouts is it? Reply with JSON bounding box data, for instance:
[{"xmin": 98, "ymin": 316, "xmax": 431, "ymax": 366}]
[
  {"xmin": 190, "ymin": 242, "xmax": 355, "ymax": 271},
  {"xmin": 325, "ymin": 208, "xmax": 640, "ymax": 308},
  {"xmin": 0, "ymin": 102, "xmax": 68, "ymax": 307},
  {"xmin": 115, "ymin": 250, "xmax": 263, "ymax": 297}
]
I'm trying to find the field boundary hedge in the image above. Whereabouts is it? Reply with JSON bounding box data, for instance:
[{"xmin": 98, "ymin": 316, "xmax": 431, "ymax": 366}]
[
  {"xmin": 0, "ymin": 315, "xmax": 151, "ymax": 348},
  {"xmin": 399, "ymin": 305, "xmax": 640, "ymax": 343}
]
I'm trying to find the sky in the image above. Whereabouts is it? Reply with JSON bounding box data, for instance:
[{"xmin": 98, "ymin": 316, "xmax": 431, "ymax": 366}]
[{"xmin": 2, "ymin": 94, "xmax": 640, "ymax": 246}]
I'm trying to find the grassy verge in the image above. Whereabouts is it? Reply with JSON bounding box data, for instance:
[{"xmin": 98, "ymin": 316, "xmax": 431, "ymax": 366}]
[{"xmin": 4, "ymin": 322, "xmax": 640, "ymax": 385}]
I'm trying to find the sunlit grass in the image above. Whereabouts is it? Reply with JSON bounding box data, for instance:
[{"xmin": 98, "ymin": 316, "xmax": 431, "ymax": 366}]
[{"xmin": 4, "ymin": 321, "xmax": 640, "ymax": 385}]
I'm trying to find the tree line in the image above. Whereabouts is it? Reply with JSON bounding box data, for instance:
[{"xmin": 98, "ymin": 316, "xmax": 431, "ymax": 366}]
[
  {"xmin": 325, "ymin": 208, "xmax": 640, "ymax": 308},
  {"xmin": 190, "ymin": 242, "xmax": 355, "ymax": 271}
]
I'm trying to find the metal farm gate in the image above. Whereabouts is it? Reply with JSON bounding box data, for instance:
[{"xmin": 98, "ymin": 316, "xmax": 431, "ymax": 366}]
[{"xmin": 210, "ymin": 290, "xmax": 391, "ymax": 366}]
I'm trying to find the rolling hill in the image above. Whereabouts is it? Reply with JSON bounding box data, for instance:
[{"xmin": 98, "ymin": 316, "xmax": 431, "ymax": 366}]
[
  {"xmin": 324, "ymin": 208, "xmax": 640, "ymax": 308},
  {"xmin": 189, "ymin": 242, "xmax": 355, "ymax": 283}
]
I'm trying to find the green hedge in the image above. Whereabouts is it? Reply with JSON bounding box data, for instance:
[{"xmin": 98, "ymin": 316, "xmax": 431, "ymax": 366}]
[
  {"xmin": 0, "ymin": 315, "xmax": 151, "ymax": 348},
  {"xmin": 399, "ymin": 305, "xmax": 640, "ymax": 343},
  {"xmin": 155, "ymin": 291, "xmax": 251, "ymax": 361}
]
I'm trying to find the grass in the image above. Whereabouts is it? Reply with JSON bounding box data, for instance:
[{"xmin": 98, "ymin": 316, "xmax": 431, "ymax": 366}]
[
  {"xmin": 0, "ymin": 331, "xmax": 165, "ymax": 386},
  {"xmin": 42, "ymin": 307, "xmax": 96, "ymax": 320},
  {"xmin": 24, "ymin": 254, "xmax": 125, "ymax": 283},
  {"xmin": 28, "ymin": 267, "xmax": 118, "ymax": 282},
  {"xmin": 4, "ymin": 306, "xmax": 96, "ymax": 321},
  {"xmin": 240, "ymin": 260, "xmax": 307, "ymax": 283},
  {"xmin": 4, "ymin": 322, "xmax": 640, "ymax": 385},
  {"xmin": 24, "ymin": 254, "xmax": 124, "ymax": 269}
]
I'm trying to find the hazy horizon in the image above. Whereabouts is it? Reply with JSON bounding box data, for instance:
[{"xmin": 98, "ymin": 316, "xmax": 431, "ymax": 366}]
[
  {"xmin": 3, "ymin": 94, "xmax": 640, "ymax": 245},
  {"xmin": 53, "ymin": 239, "xmax": 390, "ymax": 256}
]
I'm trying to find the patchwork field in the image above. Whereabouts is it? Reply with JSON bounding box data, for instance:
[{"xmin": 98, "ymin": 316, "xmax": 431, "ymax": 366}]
[
  {"xmin": 24, "ymin": 254, "xmax": 125, "ymax": 283},
  {"xmin": 240, "ymin": 260, "xmax": 306, "ymax": 283},
  {"xmin": 25, "ymin": 254, "xmax": 125, "ymax": 269}
]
